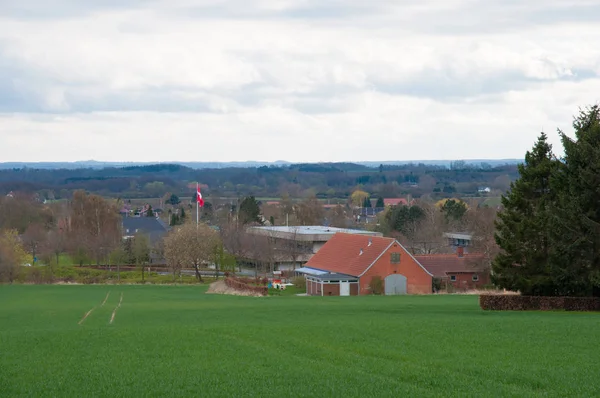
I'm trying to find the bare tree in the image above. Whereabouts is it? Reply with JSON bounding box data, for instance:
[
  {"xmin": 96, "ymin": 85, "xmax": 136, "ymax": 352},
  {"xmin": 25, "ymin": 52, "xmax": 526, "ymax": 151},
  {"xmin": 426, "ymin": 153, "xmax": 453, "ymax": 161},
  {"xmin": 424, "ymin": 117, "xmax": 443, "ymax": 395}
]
[
  {"xmin": 329, "ymin": 205, "xmax": 348, "ymax": 228},
  {"xmin": 220, "ymin": 221, "xmax": 252, "ymax": 272},
  {"xmin": 405, "ymin": 202, "xmax": 448, "ymax": 254},
  {"xmin": 67, "ymin": 190, "xmax": 121, "ymax": 265},
  {"xmin": 295, "ymin": 195, "xmax": 324, "ymax": 225},
  {"xmin": 21, "ymin": 223, "xmax": 48, "ymax": 264},
  {"xmin": 46, "ymin": 228, "xmax": 67, "ymax": 268},
  {"xmin": 164, "ymin": 222, "xmax": 221, "ymax": 282},
  {"xmin": 464, "ymin": 205, "xmax": 500, "ymax": 271}
]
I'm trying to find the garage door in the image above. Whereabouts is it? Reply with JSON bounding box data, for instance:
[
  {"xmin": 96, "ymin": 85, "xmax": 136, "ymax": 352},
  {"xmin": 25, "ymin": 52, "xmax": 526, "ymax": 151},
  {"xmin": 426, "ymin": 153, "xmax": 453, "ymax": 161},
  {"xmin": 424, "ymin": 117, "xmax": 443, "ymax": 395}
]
[{"xmin": 384, "ymin": 274, "xmax": 407, "ymax": 295}]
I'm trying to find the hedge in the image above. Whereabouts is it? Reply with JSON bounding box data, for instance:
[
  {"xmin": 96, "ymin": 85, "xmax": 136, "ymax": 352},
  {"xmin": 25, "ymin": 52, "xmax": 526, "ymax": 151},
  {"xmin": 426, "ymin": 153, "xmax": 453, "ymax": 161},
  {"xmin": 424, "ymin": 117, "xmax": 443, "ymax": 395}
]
[
  {"xmin": 480, "ymin": 295, "xmax": 600, "ymax": 312},
  {"xmin": 225, "ymin": 276, "xmax": 268, "ymax": 296}
]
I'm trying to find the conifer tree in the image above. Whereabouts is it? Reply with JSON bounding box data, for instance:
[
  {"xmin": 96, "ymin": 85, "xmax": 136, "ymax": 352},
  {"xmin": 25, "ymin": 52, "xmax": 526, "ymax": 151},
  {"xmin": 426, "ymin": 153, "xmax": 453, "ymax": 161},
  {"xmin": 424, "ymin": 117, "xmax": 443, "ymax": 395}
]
[
  {"xmin": 552, "ymin": 106, "xmax": 600, "ymax": 296},
  {"xmin": 492, "ymin": 133, "xmax": 560, "ymax": 295},
  {"xmin": 375, "ymin": 197, "xmax": 385, "ymax": 208}
]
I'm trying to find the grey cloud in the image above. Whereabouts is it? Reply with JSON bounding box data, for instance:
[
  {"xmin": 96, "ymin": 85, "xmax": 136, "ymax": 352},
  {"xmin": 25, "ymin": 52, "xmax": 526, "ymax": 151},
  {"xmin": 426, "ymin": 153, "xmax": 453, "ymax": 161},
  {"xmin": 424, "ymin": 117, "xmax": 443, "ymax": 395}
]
[{"xmin": 0, "ymin": 0, "xmax": 149, "ymax": 19}]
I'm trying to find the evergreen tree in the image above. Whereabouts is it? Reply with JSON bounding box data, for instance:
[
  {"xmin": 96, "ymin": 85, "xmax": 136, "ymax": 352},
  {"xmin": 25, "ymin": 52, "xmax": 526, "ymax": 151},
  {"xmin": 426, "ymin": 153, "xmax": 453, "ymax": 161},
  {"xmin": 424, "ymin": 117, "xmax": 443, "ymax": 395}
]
[
  {"xmin": 492, "ymin": 133, "xmax": 560, "ymax": 295},
  {"xmin": 552, "ymin": 106, "xmax": 600, "ymax": 296},
  {"xmin": 239, "ymin": 196, "xmax": 262, "ymax": 225},
  {"xmin": 375, "ymin": 197, "xmax": 385, "ymax": 208},
  {"xmin": 146, "ymin": 205, "xmax": 154, "ymax": 217},
  {"xmin": 180, "ymin": 207, "xmax": 186, "ymax": 219},
  {"xmin": 167, "ymin": 194, "xmax": 180, "ymax": 205},
  {"xmin": 362, "ymin": 196, "xmax": 372, "ymax": 208},
  {"xmin": 440, "ymin": 199, "xmax": 467, "ymax": 222}
]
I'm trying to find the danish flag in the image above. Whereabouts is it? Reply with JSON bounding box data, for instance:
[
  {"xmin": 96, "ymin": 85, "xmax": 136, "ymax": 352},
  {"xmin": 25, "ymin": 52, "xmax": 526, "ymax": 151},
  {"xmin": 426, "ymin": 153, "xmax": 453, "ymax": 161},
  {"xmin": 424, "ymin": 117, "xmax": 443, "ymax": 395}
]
[{"xmin": 196, "ymin": 184, "xmax": 204, "ymax": 207}]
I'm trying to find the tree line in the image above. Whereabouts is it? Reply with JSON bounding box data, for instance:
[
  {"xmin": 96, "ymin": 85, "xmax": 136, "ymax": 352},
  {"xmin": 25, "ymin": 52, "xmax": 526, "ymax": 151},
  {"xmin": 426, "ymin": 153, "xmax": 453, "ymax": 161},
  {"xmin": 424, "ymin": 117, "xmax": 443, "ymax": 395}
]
[{"xmin": 0, "ymin": 160, "xmax": 518, "ymax": 201}]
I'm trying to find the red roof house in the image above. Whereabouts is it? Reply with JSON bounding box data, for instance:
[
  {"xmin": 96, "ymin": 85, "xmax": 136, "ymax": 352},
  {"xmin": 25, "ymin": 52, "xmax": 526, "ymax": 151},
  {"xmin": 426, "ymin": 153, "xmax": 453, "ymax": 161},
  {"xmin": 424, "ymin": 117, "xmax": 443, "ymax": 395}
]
[
  {"xmin": 303, "ymin": 233, "xmax": 433, "ymax": 296},
  {"xmin": 414, "ymin": 248, "xmax": 490, "ymax": 291}
]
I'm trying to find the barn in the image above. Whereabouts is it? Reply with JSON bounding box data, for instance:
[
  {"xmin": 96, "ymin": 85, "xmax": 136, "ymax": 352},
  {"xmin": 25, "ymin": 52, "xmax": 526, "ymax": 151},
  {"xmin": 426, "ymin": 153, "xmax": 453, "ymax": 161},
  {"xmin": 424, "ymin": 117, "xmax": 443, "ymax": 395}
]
[{"xmin": 302, "ymin": 233, "xmax": 433, "ymax": 295}]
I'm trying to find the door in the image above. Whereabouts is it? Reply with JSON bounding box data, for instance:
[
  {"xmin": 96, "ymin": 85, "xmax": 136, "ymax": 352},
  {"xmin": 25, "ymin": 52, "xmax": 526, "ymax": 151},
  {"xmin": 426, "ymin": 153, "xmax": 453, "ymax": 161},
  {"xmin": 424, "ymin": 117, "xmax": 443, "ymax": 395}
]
[
  {"xmin": 340, "ymin": 282, "xmax": 350, "ymax": 296},
  {"xmin": 384, "ymin": 274, "xmax": 407, "ymax": 295}
]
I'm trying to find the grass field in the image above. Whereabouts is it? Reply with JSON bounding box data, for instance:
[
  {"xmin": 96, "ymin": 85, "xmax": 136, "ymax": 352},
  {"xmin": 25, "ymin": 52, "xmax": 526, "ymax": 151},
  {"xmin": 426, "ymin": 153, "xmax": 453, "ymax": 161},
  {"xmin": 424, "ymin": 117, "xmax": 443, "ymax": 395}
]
[{"xmin": 1, "ymin": 286, "xmax": 599, "ymax": 397}]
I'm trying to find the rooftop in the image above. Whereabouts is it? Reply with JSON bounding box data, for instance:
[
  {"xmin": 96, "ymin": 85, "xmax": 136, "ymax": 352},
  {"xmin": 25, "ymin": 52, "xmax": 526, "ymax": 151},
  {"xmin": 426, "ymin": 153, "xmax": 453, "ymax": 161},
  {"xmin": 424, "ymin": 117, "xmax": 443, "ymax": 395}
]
[
  {"xmin": 306, "ymin": 273, "xmax": 359, "ymax": 282},
  {"xmin": 414, "ymin": 253, "xmax": 485, "ymax": 277},
  {"xmin": 247, "ymin": 225, "xmax": 382, "ymax": 241},
  {"xmin": 305, "ymin": 233, "xmax": 397, "ymax": 277}
]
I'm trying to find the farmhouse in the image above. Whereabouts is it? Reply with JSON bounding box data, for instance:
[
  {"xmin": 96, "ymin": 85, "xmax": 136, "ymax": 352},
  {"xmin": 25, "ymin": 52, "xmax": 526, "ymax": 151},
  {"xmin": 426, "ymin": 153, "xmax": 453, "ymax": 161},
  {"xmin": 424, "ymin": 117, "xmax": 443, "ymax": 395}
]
[
  {"xmin": 302, "ymin": 233, "xmax": 433, "ymax": 296},
  {"xmin": 414, "ymin": 248, "xmax": 490, "ymax": 291},
  {"xmin": 246, "ymin": 226, "xmax": 382, "ymax": 270}
]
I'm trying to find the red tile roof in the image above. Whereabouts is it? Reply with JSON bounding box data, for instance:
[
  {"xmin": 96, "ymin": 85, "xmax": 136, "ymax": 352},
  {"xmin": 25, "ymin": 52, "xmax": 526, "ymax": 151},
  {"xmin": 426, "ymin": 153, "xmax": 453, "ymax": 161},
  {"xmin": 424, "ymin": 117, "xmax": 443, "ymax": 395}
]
[
  {"xmin": 413, "ymin": 254, "xmax": 486, "ymax": 278},
  {"xmin": 305, "ymin": 233, "xmax": 397, "ymax": 277},
  {"xmin": 384, "ymin": 198, "xmax": 408, "ymax": 206}
]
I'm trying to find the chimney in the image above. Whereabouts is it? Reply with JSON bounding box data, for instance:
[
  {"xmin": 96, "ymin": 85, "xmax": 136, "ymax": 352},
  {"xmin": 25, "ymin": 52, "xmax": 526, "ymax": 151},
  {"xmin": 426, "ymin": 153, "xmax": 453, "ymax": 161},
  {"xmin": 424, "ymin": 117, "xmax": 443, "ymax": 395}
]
[{"xmin": 457, "ymin": 246, "xmax": 464, "ymax": 258}]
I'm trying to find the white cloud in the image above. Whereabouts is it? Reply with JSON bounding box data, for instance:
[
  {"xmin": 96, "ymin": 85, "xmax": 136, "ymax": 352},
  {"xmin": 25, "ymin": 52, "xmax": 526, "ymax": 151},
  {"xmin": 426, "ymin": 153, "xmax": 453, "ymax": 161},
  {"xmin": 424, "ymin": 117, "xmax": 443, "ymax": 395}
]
[{"xmin": 0, "ymin": 0, "xmax": 599, "ymax": 162}]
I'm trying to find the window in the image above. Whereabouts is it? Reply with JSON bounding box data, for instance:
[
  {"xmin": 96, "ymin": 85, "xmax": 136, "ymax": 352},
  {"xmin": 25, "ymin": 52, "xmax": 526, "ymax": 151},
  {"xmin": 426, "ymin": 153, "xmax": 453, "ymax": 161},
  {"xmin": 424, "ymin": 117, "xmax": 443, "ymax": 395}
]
[
  {"xmin": 472, "ymin": 275, "xmax": 479, "ymax": 282},
  {"xmin": 391, "ymin": 253, "xmax": 401, "ymax": 264},
  {"xmin": 450, "ymin": 275, "xmax": 457, "ymax": 282}
]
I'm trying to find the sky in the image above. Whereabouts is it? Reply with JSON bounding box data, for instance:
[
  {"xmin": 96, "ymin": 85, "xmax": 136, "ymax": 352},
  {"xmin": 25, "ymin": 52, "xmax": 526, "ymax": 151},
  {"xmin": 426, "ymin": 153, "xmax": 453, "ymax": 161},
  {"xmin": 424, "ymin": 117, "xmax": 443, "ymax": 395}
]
[{"xmin": 0, "ymin": 0, "xmax": 599, "ymax": 163}]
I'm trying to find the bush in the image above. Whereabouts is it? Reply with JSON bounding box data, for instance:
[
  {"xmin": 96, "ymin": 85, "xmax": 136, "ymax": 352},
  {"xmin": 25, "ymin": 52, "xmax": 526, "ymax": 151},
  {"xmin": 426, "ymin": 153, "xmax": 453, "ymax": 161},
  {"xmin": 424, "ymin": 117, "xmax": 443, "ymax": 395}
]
[
  {"xmin": 369, "ymin": 276, "xmax": 384, "ymax": 295},
  {"xmin": 480, "ymin": 295, "xmax": 600, "ymax": 312},
  {"xmin": 292, "ymin": 276, "xmax": 306, "ymax": 290}
]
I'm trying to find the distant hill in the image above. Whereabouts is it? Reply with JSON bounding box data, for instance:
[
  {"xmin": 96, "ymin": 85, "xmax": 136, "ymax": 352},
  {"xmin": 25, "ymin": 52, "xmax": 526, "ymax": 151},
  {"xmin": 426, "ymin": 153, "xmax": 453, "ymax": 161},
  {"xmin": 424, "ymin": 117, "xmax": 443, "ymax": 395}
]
[{"xmin": 0, "ymin": 159, "xmax": 521, "ymax": 170}]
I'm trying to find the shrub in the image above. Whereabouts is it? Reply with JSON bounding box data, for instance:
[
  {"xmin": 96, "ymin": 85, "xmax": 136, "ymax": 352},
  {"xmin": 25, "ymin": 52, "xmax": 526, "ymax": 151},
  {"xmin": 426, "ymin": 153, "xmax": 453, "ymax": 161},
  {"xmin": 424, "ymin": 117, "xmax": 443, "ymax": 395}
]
[
  {"xmin": 292, "ymin": 276, "xmax": 306, "ymax": 290},
  {"xmin": 480, "ymin": 295, "xmax": 600, "ymax": 312},
  {"xmin": 369, "ymin": 276, "xmax": 384, "ymax": 295}
]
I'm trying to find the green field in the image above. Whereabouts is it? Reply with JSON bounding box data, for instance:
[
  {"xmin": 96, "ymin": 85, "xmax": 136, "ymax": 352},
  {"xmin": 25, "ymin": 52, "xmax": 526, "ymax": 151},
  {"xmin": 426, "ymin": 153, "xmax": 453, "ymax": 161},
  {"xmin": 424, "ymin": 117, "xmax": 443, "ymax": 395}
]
[{"xmin": 1, "ymin": 286, "xmax": 599, "ymax": 397}]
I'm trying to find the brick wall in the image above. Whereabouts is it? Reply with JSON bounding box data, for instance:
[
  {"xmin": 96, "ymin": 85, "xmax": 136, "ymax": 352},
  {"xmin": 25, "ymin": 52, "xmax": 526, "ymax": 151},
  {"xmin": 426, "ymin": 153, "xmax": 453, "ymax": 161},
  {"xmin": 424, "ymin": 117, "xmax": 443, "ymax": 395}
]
[
  {"xmin": 360, "ymin": 242, "xmax": 432, "ymax": 295},
  {"xmin": 447, "ymin": 272, "xmax": 490, "ymax": 291}
]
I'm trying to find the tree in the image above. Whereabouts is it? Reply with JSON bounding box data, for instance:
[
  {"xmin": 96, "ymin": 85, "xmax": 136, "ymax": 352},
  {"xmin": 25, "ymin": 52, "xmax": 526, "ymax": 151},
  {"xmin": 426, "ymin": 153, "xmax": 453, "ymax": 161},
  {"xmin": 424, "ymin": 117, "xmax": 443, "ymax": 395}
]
[
  {"xmin": 375, "ymin": 197, "xmax": 385, "ymax": 208},
  {"xmin": 362, "ymin": 196, "xmax": 372, "ymax": 208},
  {"xmin": 67, "ymin": 191, "xmax": 121, "ymax": 265},
  {"xmin": 350, "ymin": 190, "xmax": 369, "ymax": 207},
  {"xmin": 440, "ymin": 199, "xmax": 467, "ymax": 223},
  {"xmin": 146, "ymin": 205, "xmax": 154, "ymax": 217},
  {"xmin": 163, "ymin": 222, "xmax": 221, "ymax": 282},
  {"xmin": 0, "ymin": 229, "xmax": 29, "ymax": 283},
  {"xmin": 132, "ymin": 233, "xmax": 151, "ymax": 282},
  {"xmin": 109, "ymin": 245, "xmax": 128, "ymax": 281},
  {"xmin": 238, "ymin": 196, "xmax": 261, "ymax": 225},
  {"xmin": 551, "ymin": 106, "xmax": 600, "ymax": 296},
  {"xmin": 329, "ymin": 205, "xmax": 347, "ymax": 228},
  {"xmin": 47, "ymin": 228, "xmax": 67, "ymax": 268},
  {"xmin": 21, "ymin": 223, "xmax": 47, "ymax": 264},
  {"xmin": 492, "ymin": 133, "xmax": 560, "ymax": 295},
  {"xmin": 220, "ymin": 221, "xmax": 251, "ymax": 272},
  {"xmin": 385, "ymin": 205, "xmax": 426, "ymax": 240},
  {"xmin": 212, "ymin": 243, "xmax": 237, "ymax": 279},
  {"xmin": 403, "ymin": 201, "xmax": 447, "ymax": 254},
  {"xmin": 295, "ymin": 195, "xmax": 324, "ymax": 226},
  {"xmin": 167, "ymin": 194, "xmax": 180, "ymax": 205}
]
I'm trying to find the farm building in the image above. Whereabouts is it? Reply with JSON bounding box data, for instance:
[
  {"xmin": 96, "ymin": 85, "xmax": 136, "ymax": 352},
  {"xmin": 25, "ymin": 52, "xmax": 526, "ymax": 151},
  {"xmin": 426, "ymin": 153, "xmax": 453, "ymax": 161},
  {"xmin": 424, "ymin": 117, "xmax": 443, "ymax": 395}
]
[
  {"xmin": 414, "ymin": 248, "xmax": 490, "ymax": 291},
  {"xmin": 301, "ymin": 233, "xmax": 433, "ymax": 296},
  {"xmin": 245, "ymin": 226, "xmax": 382, "ymax": 270}
]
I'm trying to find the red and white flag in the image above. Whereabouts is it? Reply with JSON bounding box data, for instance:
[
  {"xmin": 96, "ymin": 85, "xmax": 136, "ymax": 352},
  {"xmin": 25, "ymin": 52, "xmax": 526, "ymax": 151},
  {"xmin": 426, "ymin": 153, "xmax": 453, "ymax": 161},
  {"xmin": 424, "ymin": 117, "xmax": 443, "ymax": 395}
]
[{"xmin": 196, "ymin": 184, "xmax": 204, "ymax": 207}]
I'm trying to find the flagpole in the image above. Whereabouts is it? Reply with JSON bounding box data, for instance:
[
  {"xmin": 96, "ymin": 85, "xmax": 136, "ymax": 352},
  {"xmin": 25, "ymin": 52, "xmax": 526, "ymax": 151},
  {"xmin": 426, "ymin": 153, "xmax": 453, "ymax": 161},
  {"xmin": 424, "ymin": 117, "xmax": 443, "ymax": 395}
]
[{"xmin": 196, "ymin": 182, "xmax": 199, "ymax": 227}]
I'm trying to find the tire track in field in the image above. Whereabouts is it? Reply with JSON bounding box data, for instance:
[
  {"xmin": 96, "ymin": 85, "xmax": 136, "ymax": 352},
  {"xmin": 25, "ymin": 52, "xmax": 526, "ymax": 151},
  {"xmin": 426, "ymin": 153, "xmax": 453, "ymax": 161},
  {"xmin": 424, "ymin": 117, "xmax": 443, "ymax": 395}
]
[
  {"xmin": 78, "ymin": 291, "xmax": 111, "ymax": 325},
  {"xmin": 109, "ymin": 293, "xmax": 124, "ymax": 324}
]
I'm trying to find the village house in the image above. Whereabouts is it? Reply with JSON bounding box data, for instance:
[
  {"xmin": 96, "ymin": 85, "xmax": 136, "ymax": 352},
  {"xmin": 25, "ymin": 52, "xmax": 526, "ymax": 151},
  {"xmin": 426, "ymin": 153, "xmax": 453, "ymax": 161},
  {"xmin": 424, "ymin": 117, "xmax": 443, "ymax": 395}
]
[
  {"xmin": 414, "ymin": 247, "xmax": 490, "ymax": 291},
  {"xmin": 301, "ymin": 233, "xmax": 433, "ymax": 296}
]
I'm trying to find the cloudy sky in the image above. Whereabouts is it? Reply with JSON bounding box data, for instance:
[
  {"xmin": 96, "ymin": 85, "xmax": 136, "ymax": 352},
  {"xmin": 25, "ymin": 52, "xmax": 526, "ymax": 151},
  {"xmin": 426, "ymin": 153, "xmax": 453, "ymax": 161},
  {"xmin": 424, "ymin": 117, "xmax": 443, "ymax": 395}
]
[{"xmin": 1, "ymin": 0, "xmax": 599, "ymax": 163}]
